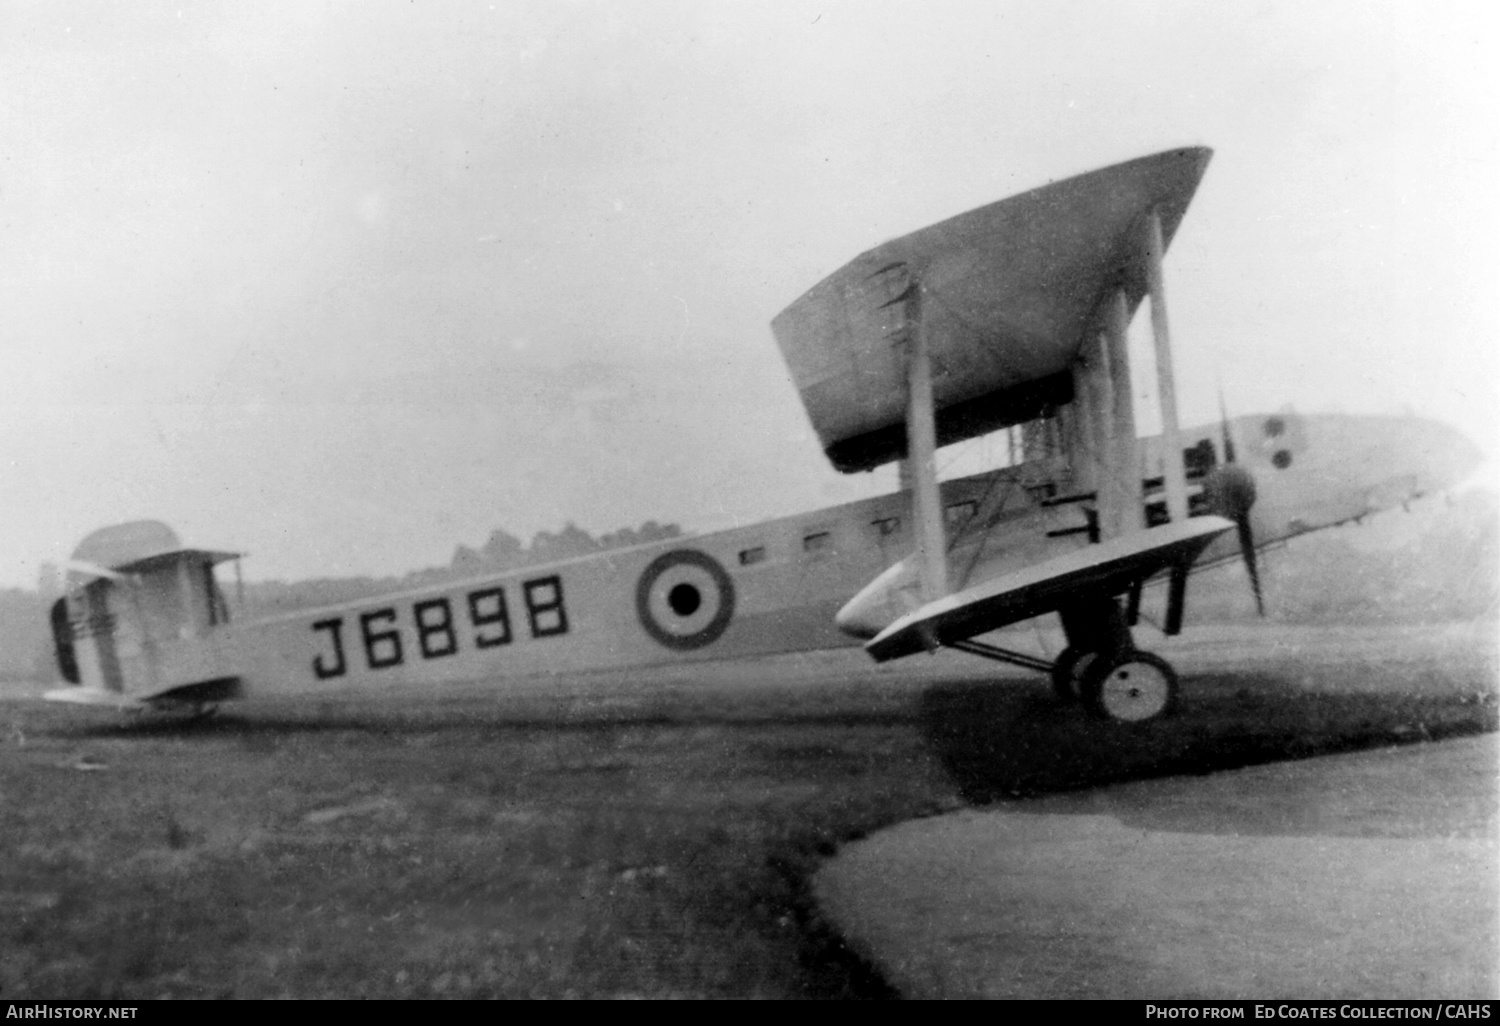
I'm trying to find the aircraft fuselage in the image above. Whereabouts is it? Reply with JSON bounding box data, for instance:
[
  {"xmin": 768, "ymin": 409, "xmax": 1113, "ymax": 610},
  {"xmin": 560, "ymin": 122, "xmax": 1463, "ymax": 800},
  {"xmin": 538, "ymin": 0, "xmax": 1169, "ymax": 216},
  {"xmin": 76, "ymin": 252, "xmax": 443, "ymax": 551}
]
[{"xmin": 44, "ymin": 409, "xmax": 1475, "ymax": 710}]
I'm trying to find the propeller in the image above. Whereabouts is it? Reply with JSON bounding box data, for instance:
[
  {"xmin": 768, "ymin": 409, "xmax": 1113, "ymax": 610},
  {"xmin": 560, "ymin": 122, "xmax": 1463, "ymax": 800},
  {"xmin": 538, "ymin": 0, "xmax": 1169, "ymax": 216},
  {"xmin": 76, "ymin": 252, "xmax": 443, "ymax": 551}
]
[{"xmin": 1201, "ymin": 391, "xmax": 1264, "ymax": 615}]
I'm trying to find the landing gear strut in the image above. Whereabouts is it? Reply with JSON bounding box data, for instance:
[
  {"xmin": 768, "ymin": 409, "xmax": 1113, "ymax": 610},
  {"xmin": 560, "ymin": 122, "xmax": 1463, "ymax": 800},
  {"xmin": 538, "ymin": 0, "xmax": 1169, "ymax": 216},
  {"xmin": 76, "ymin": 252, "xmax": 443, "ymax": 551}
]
[
  {"xmin": 1056, "ymin": 596, "xmax": 1179, "ymax": 723},
  {"xmin": 948, "ymin": 594, "xmax": 1182, "ymax": 724}
]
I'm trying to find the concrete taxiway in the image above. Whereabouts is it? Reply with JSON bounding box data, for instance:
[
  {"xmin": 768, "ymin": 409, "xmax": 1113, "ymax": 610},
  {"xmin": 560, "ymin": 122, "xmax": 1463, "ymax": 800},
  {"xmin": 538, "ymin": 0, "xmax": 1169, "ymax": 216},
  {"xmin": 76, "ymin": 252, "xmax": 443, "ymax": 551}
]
[{"xmin": 815, "ymin": 734, "xmax": 1499, "ymax": 999}]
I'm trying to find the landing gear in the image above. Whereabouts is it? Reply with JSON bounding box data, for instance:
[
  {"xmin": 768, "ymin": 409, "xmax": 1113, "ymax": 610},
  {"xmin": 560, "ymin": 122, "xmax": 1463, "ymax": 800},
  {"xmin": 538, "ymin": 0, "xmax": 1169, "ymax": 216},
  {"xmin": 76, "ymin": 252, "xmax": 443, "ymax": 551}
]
[
  {"xmin": 1050, "ymin": 645, "xmax": 1099, "ymax": 703},
  {"xmin": 1055, "ymin": 596, "xmax": 1180, "ymax": 723},
  {"xmin": 1079, "ymin": 650, "xmax": 1178, "ymax": 723},
  {"xmin": 951, "ymin": 598, "xmax": 1183, "ymax": 724}
]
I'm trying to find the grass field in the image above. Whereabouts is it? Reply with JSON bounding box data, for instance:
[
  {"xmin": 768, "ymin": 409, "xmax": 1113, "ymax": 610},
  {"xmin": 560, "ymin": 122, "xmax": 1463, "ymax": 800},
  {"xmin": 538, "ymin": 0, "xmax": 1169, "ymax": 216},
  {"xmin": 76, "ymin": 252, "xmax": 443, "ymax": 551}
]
[{"xmin": 0, "ymin": 623, "xmax": 1494, "ymax": 999}]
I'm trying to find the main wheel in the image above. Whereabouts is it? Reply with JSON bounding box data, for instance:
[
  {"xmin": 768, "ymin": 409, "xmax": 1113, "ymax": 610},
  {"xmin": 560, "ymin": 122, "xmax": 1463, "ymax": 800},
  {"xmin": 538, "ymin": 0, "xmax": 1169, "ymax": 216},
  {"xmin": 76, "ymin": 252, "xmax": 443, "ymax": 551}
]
[
  {"xmin": 1081, "ymin": 651, "xmax": 1179, "ymax": 723},
  {"xmin": 1050, "ymin": 646, "xmax": 1099, "ymax": 702}
]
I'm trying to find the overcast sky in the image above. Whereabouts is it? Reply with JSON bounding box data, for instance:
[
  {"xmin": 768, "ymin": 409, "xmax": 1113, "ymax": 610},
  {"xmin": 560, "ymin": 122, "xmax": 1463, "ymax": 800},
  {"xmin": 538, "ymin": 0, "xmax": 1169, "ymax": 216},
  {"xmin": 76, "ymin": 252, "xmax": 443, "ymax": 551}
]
[{"xmin": 1, "ymin": 0, "xmax": 1495, "ymax": 587}]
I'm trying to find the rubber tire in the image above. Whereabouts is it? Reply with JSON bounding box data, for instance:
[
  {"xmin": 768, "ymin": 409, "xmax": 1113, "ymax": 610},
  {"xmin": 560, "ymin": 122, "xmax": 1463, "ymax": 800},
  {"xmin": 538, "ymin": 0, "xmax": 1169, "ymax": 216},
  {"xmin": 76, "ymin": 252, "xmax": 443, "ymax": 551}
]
[
  {"xmin": 1050, "ymin": 646, "xmax": 1099, "ymax": 703},
  {"xmin": 1081, "ymin": 650, "xmax": 1179, "ymax": 723}
]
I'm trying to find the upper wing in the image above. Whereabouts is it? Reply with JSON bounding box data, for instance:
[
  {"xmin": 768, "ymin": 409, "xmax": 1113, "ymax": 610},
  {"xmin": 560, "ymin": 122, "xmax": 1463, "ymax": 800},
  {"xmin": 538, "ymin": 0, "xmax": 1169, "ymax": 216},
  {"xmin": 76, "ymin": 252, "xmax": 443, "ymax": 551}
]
[
  {"xmin": 864, "ymin": 516, "xmax": 1234, "ymax": 662},
  {"xmin": 771, "ymin": 148, "xmax": 1213, "ymax": 473}
]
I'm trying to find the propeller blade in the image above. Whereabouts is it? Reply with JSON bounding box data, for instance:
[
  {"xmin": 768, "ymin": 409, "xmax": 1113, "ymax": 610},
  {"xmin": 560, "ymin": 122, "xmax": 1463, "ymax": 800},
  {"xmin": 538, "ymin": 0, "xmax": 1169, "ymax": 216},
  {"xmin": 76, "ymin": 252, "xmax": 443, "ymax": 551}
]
[
  {"xmin": 1214, "ymin": 381, "xmax": 1261, "ymax": 614},
  {"xmin": 1235, "ymin": 514, "xmax": 1264, "ymax": 616},
  {"xmin": 1218, "ymin": 385, "xmax": 1237, "ymax": 463}
]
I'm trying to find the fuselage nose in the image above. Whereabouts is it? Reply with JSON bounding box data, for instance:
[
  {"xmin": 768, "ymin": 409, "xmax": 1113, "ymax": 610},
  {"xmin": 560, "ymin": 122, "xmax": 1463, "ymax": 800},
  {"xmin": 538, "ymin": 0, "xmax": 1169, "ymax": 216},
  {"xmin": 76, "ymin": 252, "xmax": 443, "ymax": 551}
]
[
  {"xmin": 1262, "ymin": 414, "xmax": 1485, "ymax": 529},
  {"xmin": 1371, "ymin": 416, "xmax": 1485, "ymax": 500},
  {"xmin": 1438, "ymin": 423, "xmax": 1486, "ymax": 489}
]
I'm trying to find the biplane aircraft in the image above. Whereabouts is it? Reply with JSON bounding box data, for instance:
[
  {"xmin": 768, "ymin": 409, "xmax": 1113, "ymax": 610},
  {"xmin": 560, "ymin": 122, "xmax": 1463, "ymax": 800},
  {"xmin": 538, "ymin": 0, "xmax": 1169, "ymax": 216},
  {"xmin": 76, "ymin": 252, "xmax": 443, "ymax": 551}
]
[{"xmin": 44, "ymin": 148, "xmax": 1479, "ymax": 723}]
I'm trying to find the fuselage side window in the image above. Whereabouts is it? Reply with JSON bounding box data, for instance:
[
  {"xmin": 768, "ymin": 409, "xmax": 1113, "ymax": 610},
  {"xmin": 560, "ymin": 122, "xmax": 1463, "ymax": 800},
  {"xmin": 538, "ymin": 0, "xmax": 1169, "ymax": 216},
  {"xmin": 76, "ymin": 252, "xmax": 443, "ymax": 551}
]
[
  {"xmin": 1184, "ymin": 438, "xmax": 1217, "ymax": 479},
  {"xmin": 802, "ymin": 530, "xmax": 832, "ymax": 554}
]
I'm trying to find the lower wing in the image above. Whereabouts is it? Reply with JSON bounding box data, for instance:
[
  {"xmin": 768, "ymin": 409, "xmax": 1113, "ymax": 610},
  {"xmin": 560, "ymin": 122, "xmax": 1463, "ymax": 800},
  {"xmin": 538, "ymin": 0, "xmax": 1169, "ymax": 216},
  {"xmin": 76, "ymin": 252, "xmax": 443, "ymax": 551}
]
[{"xmin": 865, "ymin": 516, "xmax": 1234, "ymax": 661}]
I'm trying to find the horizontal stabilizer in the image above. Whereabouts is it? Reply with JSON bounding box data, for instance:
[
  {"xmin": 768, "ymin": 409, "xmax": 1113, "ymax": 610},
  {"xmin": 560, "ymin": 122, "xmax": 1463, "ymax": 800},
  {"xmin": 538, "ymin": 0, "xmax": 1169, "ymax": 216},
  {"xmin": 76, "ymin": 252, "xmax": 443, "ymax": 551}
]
[
  {"xmin": 864, "ymin": 516, "xmax": 1233, "ymax": 662},
  {"xmin": 43, "ymin": 687, "xmax": 148, "ymax": 710},
  {"xmin": 68, "ymin": 520, "xmax": 239, "ymax": 578},
  {"xmin": 44, "ymin": 677, "xmax": 240, "ymax": 709},
  {"xmin": 772, "ymin": 148, "xmax": 1212, "ymax": 472}
]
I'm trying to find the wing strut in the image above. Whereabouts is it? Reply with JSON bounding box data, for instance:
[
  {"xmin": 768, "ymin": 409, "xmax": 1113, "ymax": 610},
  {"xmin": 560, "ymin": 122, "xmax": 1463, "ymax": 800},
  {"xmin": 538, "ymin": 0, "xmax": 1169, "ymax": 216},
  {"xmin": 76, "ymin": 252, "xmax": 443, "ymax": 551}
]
[
  {"xmin": 1095, "ymin": 287, "xmax": 1142, "ymax": 539},
  {"xmin": 1143, "ymin": 208, "xmax": 1189, "ymax": 523},
  {"xmin": 898, "ymin": 275, "xmax": 949, "ymax": 605}
]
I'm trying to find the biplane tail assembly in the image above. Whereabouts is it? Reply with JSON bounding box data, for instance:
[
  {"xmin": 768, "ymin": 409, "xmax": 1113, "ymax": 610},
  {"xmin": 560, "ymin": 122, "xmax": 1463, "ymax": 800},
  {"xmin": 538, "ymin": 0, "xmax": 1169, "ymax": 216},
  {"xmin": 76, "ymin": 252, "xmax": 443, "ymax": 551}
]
[{"xmin": 46, "ymin": 521, "xmax": 243, "ymax": 714}]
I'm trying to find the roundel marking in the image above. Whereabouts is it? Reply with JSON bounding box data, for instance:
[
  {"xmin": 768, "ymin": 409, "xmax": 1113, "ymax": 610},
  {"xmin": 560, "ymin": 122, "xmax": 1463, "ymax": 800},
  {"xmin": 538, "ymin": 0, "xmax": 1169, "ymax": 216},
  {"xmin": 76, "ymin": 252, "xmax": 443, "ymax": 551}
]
[{"xmin": 636, "ymin": 549, "xmax": 735, "ymax": 651}]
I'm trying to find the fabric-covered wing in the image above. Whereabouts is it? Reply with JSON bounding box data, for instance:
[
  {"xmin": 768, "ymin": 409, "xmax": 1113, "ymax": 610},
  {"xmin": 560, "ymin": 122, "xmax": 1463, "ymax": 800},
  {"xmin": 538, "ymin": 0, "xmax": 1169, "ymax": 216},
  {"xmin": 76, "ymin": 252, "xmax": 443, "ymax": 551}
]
[
  {"xmin": 771, "ymin": 147, "xmax": 1212, "ymax": 472},
  {"xmin": 864, "ymin": 516, "xmax": 1234, "ymax": 662}
]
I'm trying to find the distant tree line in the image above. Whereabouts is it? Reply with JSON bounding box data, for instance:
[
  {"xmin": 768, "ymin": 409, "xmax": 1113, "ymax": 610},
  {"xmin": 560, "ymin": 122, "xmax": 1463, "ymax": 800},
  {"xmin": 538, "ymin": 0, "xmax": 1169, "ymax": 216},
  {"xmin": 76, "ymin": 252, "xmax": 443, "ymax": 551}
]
[{"xmin": 448, "ymin": 520, "xmax": 682, "ymax": 574}]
